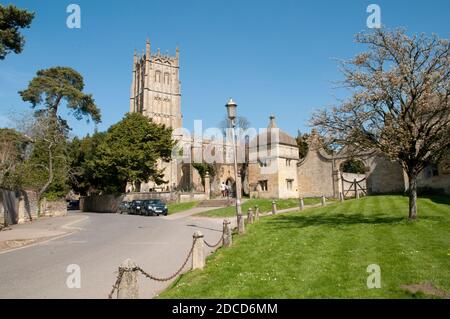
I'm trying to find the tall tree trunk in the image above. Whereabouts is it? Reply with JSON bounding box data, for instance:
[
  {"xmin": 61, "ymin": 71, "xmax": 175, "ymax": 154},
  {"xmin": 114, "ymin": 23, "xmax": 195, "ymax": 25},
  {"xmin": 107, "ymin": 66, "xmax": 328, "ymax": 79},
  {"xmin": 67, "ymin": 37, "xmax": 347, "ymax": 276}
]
[
  {"xmin": 38, "ymin": 145, "xmax": 53, "ymax": 201},
  {"xmin": 408, "ymin": 173, "xmax": 418, "ymax": 220}
]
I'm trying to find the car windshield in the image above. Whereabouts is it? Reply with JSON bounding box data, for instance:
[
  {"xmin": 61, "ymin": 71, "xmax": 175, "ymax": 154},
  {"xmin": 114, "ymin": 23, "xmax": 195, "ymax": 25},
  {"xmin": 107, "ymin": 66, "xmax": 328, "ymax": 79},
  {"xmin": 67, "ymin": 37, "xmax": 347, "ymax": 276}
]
[{"xmin": 147, "ymin": 200, "xmax": 163, "ymax": 205}]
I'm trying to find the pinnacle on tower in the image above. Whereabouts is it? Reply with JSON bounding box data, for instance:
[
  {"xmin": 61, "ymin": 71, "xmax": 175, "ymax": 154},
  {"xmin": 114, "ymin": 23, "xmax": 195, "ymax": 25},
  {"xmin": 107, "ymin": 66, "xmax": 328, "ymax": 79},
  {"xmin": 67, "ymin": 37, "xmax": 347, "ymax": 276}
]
[{"xmin": 268, "ymin": 115, "xmax": 277, "ymax": 129}]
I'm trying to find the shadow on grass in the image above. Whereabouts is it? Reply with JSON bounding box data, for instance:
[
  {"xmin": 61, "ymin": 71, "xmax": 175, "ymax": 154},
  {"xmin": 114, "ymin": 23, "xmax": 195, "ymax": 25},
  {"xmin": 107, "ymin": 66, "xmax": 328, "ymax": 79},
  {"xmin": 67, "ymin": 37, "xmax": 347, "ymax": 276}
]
[
  {"xmin": 266, "ymin": 213, "xmax": 444, "ymax": 229},
  {"xmin": 423, "ymin": 195, "xmax": 450, "ymax": 206}
]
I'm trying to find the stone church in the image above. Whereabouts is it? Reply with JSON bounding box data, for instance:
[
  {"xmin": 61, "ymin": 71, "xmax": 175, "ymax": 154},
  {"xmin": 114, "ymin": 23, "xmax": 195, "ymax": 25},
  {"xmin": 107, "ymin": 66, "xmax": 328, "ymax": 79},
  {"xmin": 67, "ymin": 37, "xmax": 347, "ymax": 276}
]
[{"xmin": 128, "ymin": 40, "xmax": 450, "ymax": 198}]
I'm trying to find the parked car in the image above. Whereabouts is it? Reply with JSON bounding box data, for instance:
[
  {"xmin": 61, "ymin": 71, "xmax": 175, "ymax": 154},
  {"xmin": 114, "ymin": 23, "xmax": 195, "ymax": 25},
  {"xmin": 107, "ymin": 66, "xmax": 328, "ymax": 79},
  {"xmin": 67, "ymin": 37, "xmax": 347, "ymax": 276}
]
[
  {"xmin": 67, "ymin": 200, "xmax": 80, "ymax": 210},
  {"xmin": 142, "ymin": 199, "xmax": 168, "ymax": 216},
  {"xmin": 118, "ymin": 201, "xmax": 131, "ymax": 214},
  {"xmin": 129, "ymin": 200, "xmax": 145, "ymax": 215}
]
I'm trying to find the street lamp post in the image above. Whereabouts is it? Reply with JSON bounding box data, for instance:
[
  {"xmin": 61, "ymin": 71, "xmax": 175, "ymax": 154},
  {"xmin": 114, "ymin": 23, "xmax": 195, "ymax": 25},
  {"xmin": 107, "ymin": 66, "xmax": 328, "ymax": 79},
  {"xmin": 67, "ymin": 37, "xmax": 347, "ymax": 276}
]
[{"xmin": 225, "ymin": 98, "xmax": 244, "ymax": 234}]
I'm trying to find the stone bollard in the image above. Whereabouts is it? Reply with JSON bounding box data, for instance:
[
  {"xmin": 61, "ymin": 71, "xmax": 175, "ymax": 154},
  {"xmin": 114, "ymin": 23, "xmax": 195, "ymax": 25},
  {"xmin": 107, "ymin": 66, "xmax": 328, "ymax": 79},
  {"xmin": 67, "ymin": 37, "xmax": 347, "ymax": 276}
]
[
  {"xmin": 254, "ymin": 205, "xmax": 260, "ymax": 222},
  {"xmin": 356, "ymin": 189, "xmax": 360, "ymax": 199},
  {"xmin": 272, "ymin": 201, "xmax": 277, "ymax": 215},
  {"xmin": 339, "ymin": 192, "xmax": 344, "ymax": 202},
  {"xmin": 247, "ymin": 208, "xmax": 254, "ymax": 224},
  {"xmin": 117, "ymin": 259, "xmax": 139, "ymax": 299},
  {"xmin": 237, "ymin": 213, "xmax": 245, "ymax": 234},
  {"xmin": 222, "ymin": 219, "xmax": 232, "ymax": 248},
  {"xmin": 299, "ymin": 198, "xmax": 305, "ymax": 211},
  {"xmin": 321, "ymin": 195, "xmax": 326, "ymax": 206},
  {"xmin": 192, "ymin": 231, "xmax": 205, "ymax": 270}
]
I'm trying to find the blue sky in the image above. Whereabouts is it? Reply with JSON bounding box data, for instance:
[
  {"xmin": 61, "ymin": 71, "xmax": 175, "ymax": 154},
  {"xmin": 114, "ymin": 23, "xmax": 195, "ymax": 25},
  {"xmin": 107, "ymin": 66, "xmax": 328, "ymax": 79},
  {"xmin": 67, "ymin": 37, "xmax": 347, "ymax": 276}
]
[{"xmin": 1, "ymin": 0, "xmax": 449, "ymax": 138}]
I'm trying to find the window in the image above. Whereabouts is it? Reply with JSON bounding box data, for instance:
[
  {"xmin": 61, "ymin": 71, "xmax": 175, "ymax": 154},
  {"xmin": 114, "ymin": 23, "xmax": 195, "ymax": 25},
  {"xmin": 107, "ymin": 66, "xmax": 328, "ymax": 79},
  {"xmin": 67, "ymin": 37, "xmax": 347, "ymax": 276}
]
[
  {"xmin": 258, "ymin": 159, "xmax": 271, "ymax": 167},
  {"xmin": 259, "ymin": 180, "xmax": 268, "ymax": 192},
  {"xmin": 164, "ymin": 72, "xmax": 170, "ymax": 84},
  {"xmin": 286, "ymin": 159, "xmax": 291, "ymax": 166},
  {"xmin": 155, "ymin": 71, "xmax": 161, "ymax": 83},
  {"xmin": 286, "ymin": 179, "xmax": 293, "ymax": 190}
]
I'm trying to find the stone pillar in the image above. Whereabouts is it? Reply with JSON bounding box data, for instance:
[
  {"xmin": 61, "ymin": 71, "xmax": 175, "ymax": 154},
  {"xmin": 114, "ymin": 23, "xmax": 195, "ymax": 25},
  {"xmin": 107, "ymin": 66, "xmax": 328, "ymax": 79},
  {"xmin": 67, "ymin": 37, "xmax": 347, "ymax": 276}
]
[
  {"xmin": 271, "ymin": 200, "xmax": 277, "ymax": 215},
  {"xmin": 254, "ymin": 205, "xmax": 260, "ymax": 222},
  {"xmin": 356, "ymin": 188, "xmax": 360, "ymax": 199},
  {"xmin": 17, "ymin": 194, "xmax": 25, "ymax": 224},
  {"xmin": 40, "ymin": 197, "xmax": 47, "ymax": 217},
  {"xmin": 192, "ymin": 231, "xmax": 205, "ymax": 270},
  {"xmin": 117, "ymin": 259, "xmax": 139, "ymax": 299},
  {"xmin": 237, "ymin": 213, "xmax": 245, "ymax": 234},
  {"xmin": 333, "ymin": 169, "xmax": 342, "ymax": 199},
  {"xmin": 321, "ymin": 195, "xmax": 326, "ymax": 206},
  {"xmin": 354, "ymin": 179, "xmax": 359, "ymax": 199},
  {"xmin": 204, "ymin": 172, "xmax": 211, "ymax": 200},
  {"xmin": 299, "ymin": 197, "xmax": 304, "ymax": 211},
  {"xmin": 247, "ymin": 208, "xmax": 254, "ymax": 224},
  {"xmin": 223, "ymin": 219, "xmax": 232, "ymax": 248}
]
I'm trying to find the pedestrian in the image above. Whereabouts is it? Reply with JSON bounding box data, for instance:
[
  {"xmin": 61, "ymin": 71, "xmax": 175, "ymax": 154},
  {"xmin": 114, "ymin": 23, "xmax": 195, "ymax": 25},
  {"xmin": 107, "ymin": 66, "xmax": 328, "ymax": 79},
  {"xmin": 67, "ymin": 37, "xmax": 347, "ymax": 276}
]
[{"xmin": 220, "ymin": 182, "xmax": 226, "ymax": 197}]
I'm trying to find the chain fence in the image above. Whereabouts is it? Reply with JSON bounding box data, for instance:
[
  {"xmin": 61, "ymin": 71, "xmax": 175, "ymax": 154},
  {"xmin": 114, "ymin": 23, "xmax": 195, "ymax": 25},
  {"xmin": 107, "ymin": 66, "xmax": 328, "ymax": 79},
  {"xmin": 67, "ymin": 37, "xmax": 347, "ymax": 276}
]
[
  {"xmin": 108, "ymin": 231, "xmax": 225, "ymax": 298},
  {"xmin": 203, "ymin": 233, "xmax": 224, "ymax": 248}
]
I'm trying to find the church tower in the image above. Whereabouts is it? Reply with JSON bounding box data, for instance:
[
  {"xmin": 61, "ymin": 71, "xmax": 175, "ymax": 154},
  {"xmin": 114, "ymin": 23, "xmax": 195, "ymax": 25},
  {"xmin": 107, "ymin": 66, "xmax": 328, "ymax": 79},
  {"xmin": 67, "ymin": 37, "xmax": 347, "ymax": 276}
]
[{"xmin": 130, "ymin": 39, "xmax": 182, "ymax": 129}]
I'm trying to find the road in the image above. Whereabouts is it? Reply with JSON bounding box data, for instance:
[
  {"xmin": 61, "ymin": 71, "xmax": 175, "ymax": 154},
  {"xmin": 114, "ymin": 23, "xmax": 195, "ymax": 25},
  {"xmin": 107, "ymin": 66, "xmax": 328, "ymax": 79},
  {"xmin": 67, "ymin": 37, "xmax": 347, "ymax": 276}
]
[{"xmin": 0, "ymin": 211, "xmax": 225, "ymax": 299}]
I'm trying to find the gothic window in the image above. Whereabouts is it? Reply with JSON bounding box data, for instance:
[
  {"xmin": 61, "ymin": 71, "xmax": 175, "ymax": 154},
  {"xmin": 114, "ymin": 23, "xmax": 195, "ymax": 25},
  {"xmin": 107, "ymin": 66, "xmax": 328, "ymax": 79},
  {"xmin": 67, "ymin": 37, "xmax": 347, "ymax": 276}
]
[
  {"xmin": 164, "ymin": 72, "xmax": 170, "ymax": 85},
  {"xmin": 155, "ymin": 71, "xmax": 161, "ymax": 83}
]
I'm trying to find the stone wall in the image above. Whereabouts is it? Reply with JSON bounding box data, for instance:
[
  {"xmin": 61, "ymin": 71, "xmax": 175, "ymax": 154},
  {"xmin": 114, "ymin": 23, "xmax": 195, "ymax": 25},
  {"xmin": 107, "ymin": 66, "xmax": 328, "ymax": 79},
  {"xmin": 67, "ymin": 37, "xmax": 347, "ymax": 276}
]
[
  {"xmin": 81, "ymin": 194, "xmax": 123, "ymax": 213},
  {"xmin": 365, "ymin": 156, "xmax": 406, "ymax": 194},
  {"xmin": 40, "ymin": 198, "xmax": 67, "ymax": 217},
  {"xmin": 18, "ymin": 190, "xmax": 39, "ymax": 222},
  {"xmin": 297, "ymin": 148, "xmax": 335, "ymax": 198},
  {"xmin": 416, "ymin": 167, "xmax": 450, "ymax": 194}
]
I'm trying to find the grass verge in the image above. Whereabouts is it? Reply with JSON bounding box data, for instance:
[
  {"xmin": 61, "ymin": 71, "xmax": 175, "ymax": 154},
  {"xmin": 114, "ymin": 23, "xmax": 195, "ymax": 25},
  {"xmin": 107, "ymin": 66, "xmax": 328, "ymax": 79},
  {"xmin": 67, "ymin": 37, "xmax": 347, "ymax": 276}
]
[
  {"xmin": 167, "ymin": 201, "xmax": 199, "ymax": 214},
  {"xmin": 159, "ymin": 195, "xmax": 450, "ymax": 298},
  {"xmin": 199, "ymin": 198, "xmax": 322, "ymax": 218}
]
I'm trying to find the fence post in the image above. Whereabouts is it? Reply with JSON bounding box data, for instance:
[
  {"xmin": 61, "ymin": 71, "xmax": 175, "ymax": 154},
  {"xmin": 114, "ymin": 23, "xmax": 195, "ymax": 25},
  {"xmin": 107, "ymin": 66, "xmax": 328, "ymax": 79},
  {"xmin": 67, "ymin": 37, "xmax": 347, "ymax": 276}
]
[
  {"xmin": 223, "ymin": 219, "xmax": 232, "ymax": 248},
  {"xmin": 354, "ymin": 179, "xmax": 358, "ymax": 199},
  {"xmin": 339, "ymin": 192, "xmax": 344, "ymax": 202},
  {"xmin": 247, "ymin": 208, "xmax": 254, "ymax": 224},
  {"xmin": 254, "ymin": 205, "xmax": 260, "ymax": 222},
  {"xmin": 117, "ymin": 259, "xmax": 139, "ymax": 299},
  {"xmin": 299, "ymin": 197, "xmax": 304, "ymax": 211},
  {"xmin": 192, "ymin": 231, "xmax": 205, "ymax": 270},
  {"xmin": 321, "ymin": 195, "xmax": 326, "ymax": 206},
  {"xmin": 237, "ymin": 212, "xmax": 245, "ymax": 234},
  {"xmin": 356, "ymin": 188, "xmax": 360, "ymax": 199},
  {"xmin": 272, "ymin": 200, "xmax": 277, "ymax": 215}
]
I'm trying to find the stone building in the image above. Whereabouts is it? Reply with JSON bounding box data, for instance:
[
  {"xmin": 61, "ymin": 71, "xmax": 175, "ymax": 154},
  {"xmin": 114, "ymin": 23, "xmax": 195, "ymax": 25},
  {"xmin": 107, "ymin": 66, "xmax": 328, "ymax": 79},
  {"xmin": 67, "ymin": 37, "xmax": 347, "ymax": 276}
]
[
  {"xmin": 129, "ymin": 39, "xmax": 450, "ymax": 198},
  {"xmin": 248, "ymin": 116, "xmax": 300, "ymax": 199}
]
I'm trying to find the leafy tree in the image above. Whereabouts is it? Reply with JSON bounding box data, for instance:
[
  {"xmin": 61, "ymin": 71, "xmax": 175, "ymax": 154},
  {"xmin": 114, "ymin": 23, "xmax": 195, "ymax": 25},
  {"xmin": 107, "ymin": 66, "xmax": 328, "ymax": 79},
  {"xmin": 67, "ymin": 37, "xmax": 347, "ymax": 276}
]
[
  {"xmin": 17, "ymin": 67, "xmax": 101, "ymax": 199},
  {"xmin": 192, "ymin": 162, "xmax": 215, "ymax": 186},
  {"xmin": 19, "ymin": 66, "xmax": 101, "ymax": 123},
  {"xmin": 68, "ymin": 131, "xmax": 106, "ymax": 195},
  {"xmin": 0, "ymin": 4, "xmax": 34, "ymax": 60},
  {"xmin": 311, "ymin": 29, "xmax": 450, "ymax": 220},
  {"xmin": 340, "ymin": 159, "xmax": 366, "ymax": 174},
  {"xmin": 0, "ymin": 128, "xmax": 30, "ymax": 188},
  {"xmin": 296, "ymin": 131, "xmax": 309, "ymax": 159},
  {"xmin": 88, "ymin": 113, "xmax": 175, "ymax": 193}
]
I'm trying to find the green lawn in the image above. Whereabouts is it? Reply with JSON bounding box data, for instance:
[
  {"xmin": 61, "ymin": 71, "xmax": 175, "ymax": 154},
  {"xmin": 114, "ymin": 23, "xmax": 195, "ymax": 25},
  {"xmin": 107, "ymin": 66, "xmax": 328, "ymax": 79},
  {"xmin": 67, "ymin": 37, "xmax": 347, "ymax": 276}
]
[
  {"xmin": 167, "ymin": 201, "xmax": 199, "ymax": 214},
  {"xmin": 198, "ymin": 197, "xmax": 322, "ymax": 218},
  {"xmin": 160, "ymin": 195, "xmax": 450, "ymax": 298}
]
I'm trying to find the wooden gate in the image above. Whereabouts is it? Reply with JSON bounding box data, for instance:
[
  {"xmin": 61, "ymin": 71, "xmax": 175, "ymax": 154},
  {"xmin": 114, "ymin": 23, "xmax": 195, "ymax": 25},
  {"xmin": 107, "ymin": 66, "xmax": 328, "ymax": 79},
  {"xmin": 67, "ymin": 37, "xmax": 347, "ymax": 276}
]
[{"xmin": 341, "ymin": 175, "xmax": 367, "ymax": 198}]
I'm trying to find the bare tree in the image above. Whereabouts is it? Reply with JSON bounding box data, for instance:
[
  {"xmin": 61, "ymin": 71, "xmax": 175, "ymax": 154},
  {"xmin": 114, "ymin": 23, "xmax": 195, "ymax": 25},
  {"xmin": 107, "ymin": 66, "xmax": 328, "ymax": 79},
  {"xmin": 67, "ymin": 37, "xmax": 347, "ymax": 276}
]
[
  {"xmin": 311, "ymin": 29, "xmax": 450, "ymax": 220},
  {"xmin": 0, "ymin": 128, "xmax": 29, "ymax": 187}
]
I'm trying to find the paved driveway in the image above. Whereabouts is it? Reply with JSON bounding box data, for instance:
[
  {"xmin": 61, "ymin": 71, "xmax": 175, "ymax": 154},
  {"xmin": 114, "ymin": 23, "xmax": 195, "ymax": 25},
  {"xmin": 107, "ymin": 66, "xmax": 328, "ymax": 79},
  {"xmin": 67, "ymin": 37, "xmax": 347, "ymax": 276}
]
[{"xmin": 0, "ymin": 211, "xmax": 225, "ymax": 299}]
